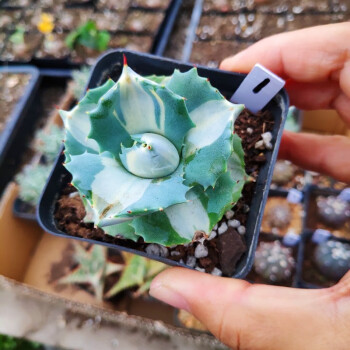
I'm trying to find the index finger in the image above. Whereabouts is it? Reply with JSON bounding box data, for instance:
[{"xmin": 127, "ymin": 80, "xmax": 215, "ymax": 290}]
[
  {"xmin": 220, "ymin": 23, "xmax": 350, "ymax": 124},
  {"xmin": 220, "ymin": 23, "xmax": 349, "ymax": 84}
]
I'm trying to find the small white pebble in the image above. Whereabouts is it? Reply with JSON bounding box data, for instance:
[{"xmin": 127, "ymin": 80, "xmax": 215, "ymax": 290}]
[
  {"xmin": 214, "ymin": 224, "xmax": 218, "ymax": 230},
  {"xmin": 179, "ymin": 259, "xmax": 184, "ymax": 264},
  {"xmin": 247, "ymin": 127, "xmax": 253, "ymax": 134},
  {"xmin": 228, "ymin": 219, "xmax": 240, "ymax": 228},
  {"xmin": 195, "ymin": 267, "xmax": 206, "ymax": 273},
  {"xmin": 170, "ymin": 251, "xmax": 181, "ymax": 257},
  {"xmin": 238, "ymin": 226, "xmax": 246, "ymax": 235},
  {"xmin": 225, "ymin": 210, "xmax": 234, "ymax": 220},
  {"xmin": 186, "ymin": 256, "xmax": 196, "ymax": 268},
  {"xmin": 209, "ymin": 230, "xmax": 217, "ymax": 240},
  {"xmin": 194, "ymin": 243, "xmax": 209, "ymax": 258},
  {"xmin": 262, "ymin": 131, "xmax": 273, "ymax": 150},
  {"xmin": 145, "ymin": 244, "xmax": 168, "ymax": 257},
  {"xmin": 255, "ymin": 140, "xmax": 265, "ymax": 150},
  {"xmin": 218, "ymin": 222, "xmax": 228, "ymax": 234},
  {"xmin": 211, "ymin": 267, "xmax": 223, "ymax": 276}
]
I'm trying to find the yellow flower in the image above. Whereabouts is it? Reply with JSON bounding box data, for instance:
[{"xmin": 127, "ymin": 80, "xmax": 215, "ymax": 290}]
[{"xmin": 37, "ymin": 13, "xmax": 54, "ymax": 34}]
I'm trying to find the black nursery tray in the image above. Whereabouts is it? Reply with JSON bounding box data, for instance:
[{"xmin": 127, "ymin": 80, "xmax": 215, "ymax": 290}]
[
  {"xmin": 0, "ymin": 65, "xmax": 40, "ymax": 197},
  {"xmin": 11, "ymin": 68, "xmax": 73, "ymax": 220},
  {"xmin": 38, "ymin": 49, "xmax": 289, "ymax": 278},
  {"xmin": 0, "ymin": 0, "xmax": 182, "ymax": 68}
]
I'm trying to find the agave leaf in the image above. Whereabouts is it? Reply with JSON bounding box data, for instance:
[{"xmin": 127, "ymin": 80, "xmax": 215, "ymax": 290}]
[
  {"xmin": 105, "ymin": 254, "xmax": 147, "ymax": 299},
  {"xmin": 132, "ymin": 134, "xmax": 249, "ymax": 242},
  {"xmin": 60, "ymin": 79, "xmax": 115, "ymax": 158},
  {"xmin": 166, "ymin": 69, "xmax": 244, "ymax": 189},
  {"xmin": 102, "ymin": 221, "xmax": 139, "ymax": 241},
  {"xmin": 66, "ymin": 151, "xmax": 190, "ymax": 226},
  {"xmin": 145, "ymin": 74, "xmax": 171, "ymax": 85},
  {"xmin": 57, "ymin": 244, "xmax": 124, "ymax": 301},
  {"xmin": 88, "ymin": 65, "xmax": 194, "ymax": 156}
]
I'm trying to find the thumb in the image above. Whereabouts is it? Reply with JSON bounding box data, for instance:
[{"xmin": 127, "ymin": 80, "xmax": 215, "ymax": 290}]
[{"xmin": 150, "ymin": 268, "xmax": 340, "ymax": 350}]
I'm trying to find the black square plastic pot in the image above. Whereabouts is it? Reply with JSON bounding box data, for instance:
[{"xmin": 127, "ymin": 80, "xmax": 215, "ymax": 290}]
[
  {"xmin": 38, "ymin": 49, "xmax": 289, "ymax": 278},
  {"xmin": 0, "ymin": 65, "xmax": 41, "ymax": 196},
  {"xmin": 11, "ymin": 69, "xmax": 73, "ymax": 220}
]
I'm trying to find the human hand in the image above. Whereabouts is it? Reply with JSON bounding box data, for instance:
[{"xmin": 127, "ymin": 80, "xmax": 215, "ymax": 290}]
[
  {"xmin": 150, "ymin": 23, "xmax": 350, "ymax": 350},
  {"xmin": 221, "ymin": 22, "xmax": 350, "ymax": 184}
]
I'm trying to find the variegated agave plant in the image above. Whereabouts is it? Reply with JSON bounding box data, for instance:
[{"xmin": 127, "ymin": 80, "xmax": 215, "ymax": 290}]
[{"xmin": 60, "ymin": 60, "xmax": 249, "ymax": 246}]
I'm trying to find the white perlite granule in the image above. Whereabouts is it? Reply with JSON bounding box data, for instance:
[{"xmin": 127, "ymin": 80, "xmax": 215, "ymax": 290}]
[
  {"xmin": 145, "ymin": 244, "xmax": 168, "ymax": 257},
  {"xmin": 194, "ymin": 244, "xmax": 209, "ymax": 258},
  {"xmin": 228, "ymin": 219, "xmax": 240, "ymax": 228},
  {"xmin": 225, "ymin": 210, "xmax": 234, "ymax": 220},
  {"xmin": 211, "ymin": 267, "xmax": 223, "ymax": 276},
  {"xmin": 218, "ymin": 222, "xmax": 228, "ymax": 234},
  {"xmin": 186, "ymin": 256, "xmax": 196, "ymax": 268},
  {"xmin": 238, "ymin": 226, "xmax": 246, "ymax": 235}
]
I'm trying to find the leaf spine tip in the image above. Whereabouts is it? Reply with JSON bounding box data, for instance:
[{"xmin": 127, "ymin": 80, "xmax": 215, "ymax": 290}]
[
  {"xmin": 159, "ymin": 207, "xmax": 163, "ymax": 211},
  {"xmin": 123, "ymin": 54, "xmax": 127, "ymax": 66},
  {"xmin": 127, "ymin": 210, "xmax": 132, "ymax": 214},
  {"xmin": 54, "ymin": 104, "xmax": 59, "ymax": 109},
  {"xmin": 144, "ymin": 208, "xmax": 148, "ymax": 212}
]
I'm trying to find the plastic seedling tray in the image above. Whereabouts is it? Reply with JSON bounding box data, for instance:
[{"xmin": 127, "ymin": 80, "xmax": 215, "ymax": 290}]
[
  {"xmin": 296, "ymin": 185, "xmax": 350, "ymax": 288},
  {"xmin": 11, "ymin": 69, "xmax": 73, "ymax": 220},
  {"xmin": 38, "ymin": 49, "xmax": 289, "ymax": 278},
  {"xmin": 0, "ymin": 0, "xmax": 182, "ymax": 68},
  {"xmin": 0, "ymin": 65, "xmax": 41, "ymax": 197}
]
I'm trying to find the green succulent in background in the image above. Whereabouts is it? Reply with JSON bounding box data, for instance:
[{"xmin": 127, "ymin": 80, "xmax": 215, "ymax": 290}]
[
  {"xmin": 105, "ymin": 253, "xmax": 167, "ymax": 299},
  {"xmin": 65, "ymin": 20, "xmax": 110, "ymax": 52},
  {"xmin": 16, "ymin": 164, "xmax": 52, "ymax": 206},
  {"xmin": 34, "ymin": 125, "xmax": 64, "ymax": 162},
  {"xmin": 71, "ymin": 66, "xmax": 91, "ymax": 100},
  {"xmin": 60, "ymin": 61, "xmax": 249, "ymax": 247},
  {"xmin": 9, "ymin": 25, "xmax": 25, "ymax": 45},
  {"xmin": 57, "ymin": 244, "xmax": 124, "ymax": 301},
  {"xmin": 284, "ymin": 106, "xmax": 302, "ymax": 132},
  {"xmin": 0, "ymin": 334, "xmax": 42, "ymax": 350}
]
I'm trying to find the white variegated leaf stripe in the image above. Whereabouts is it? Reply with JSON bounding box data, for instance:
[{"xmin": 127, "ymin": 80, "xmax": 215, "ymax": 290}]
[
  {"xmin": 166, "ymin": 69, "xmax": 244, "ymax": 189},
  {"xmin": 60, "ymin": 79, "xmax": 115, "ymax": 159},
  {"xmin": 61, "ymin": 63, "xmax": 249, "ymax": 247},
  {"xmin": 130, "ymin": 135, "xmax": 249, "ymax": 245},
  {"xmin": 66, "ymin": 151, "xmax": 190, "ymax": 226},
  {"xmin": 88, "ymin": 65, "xmax": 194, "ymax": 156}
]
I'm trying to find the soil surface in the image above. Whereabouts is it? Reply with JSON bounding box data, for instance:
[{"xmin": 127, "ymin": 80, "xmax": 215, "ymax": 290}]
[
  {"xmin": 55, "ymin": 108, "xmax": 275, "ymax": 277},
  {"xmin": 246, "ymin": 233, "xmax": 297, "ymax": 287},
  {"xmin": 0, "ymin": 73, "xmax": 30, "ymax": 135}
]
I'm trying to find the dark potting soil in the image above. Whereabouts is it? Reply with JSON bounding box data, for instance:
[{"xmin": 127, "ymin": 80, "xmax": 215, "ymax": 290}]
[
  {"xmin": 55, "ymin": 108, "xmax": 274, "ymax": 277},
  {"xmin": 302, "ymin": 238, "xmax": 339, "ymax": 288},
  {"xmin": 0, "ymin": 73, "xmax": 30, "ymax": 135},
  {"xmin": 246, "ymin": 233, "xmax": 297, "ymax": 287}
]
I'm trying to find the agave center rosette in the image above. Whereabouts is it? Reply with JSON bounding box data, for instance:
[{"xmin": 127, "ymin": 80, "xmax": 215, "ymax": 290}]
[{"xmin": 60, "ymin": 62, "xmax": 248, "ymax": 246}]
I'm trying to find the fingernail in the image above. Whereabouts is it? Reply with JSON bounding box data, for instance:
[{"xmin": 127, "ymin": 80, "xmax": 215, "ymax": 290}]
[{"xmin": 150, "ymin": 280, "xmax": 190, "ymax": 311}]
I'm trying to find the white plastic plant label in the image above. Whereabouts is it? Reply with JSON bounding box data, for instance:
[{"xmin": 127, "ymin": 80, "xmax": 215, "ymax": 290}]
[
  {"xmin": 282, "ymin": 230, "xmax": 301, "ymax": 247},
  {"xmin": 338, "ymin": 188, "xmax": 350, "ymax": 202},
  {"xmin": 230, "ymin": 63, "xmax": 285, "ymax": 114},
  {"xmin": 312, "ymin": 229, "xmax": 332, "ymax": 244},
  {"xmin": 287, "ymin": 188, "xmax": 303, "ymax": 204}
]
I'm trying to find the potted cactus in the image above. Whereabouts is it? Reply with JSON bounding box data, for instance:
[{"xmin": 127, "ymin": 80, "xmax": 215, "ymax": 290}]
[
  {"xmin": 38, "ymin": 50, "xmax": 288, "ymax": 278},
  {"xmin": 298, "ymin": 231, "xmax": 350, "ymax": 288}
]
